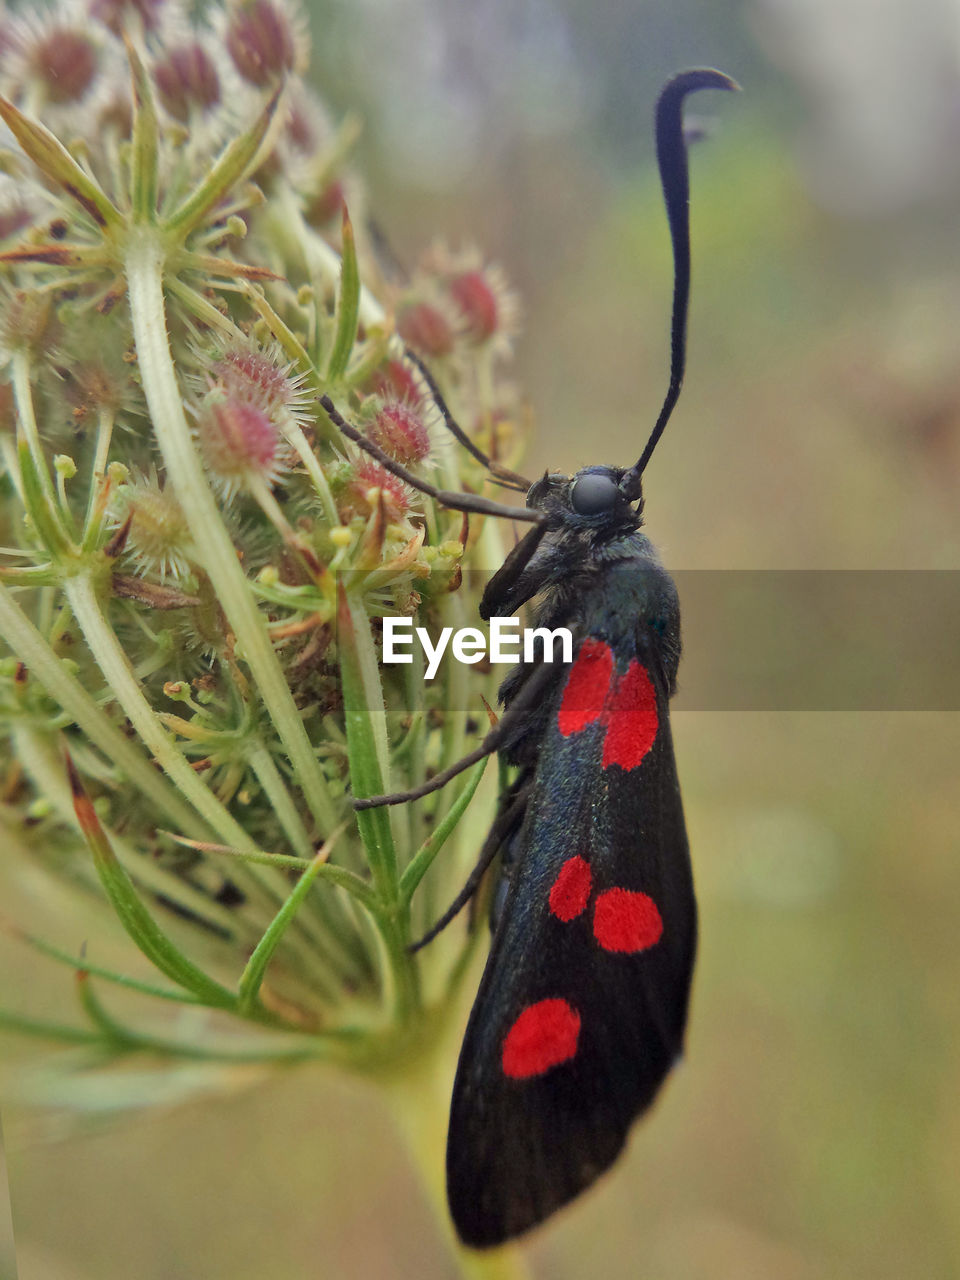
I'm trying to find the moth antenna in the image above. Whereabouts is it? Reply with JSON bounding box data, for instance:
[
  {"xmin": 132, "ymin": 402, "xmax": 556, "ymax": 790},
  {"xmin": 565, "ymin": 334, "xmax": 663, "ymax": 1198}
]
[
  {"xmin": 319, "ymin": 395, "xmax": 543, "ymax": 523},
  {"xmin": 621, "ymin": 68, "xmax": 739, "ymax": 500},
  {"xmin": 404, "ymin": 347, "xmax": 532, "ymax": 491}
]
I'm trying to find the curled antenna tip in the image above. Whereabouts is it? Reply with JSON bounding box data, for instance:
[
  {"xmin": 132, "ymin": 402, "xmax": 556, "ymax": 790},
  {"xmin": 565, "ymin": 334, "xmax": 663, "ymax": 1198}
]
[
  {"xmin": 621, "ymin": 67, "xmax": 738, "ymax": 499},
  {"xmin": 663, "ymin": 68, "xmax": 741, "ymax": 95}
]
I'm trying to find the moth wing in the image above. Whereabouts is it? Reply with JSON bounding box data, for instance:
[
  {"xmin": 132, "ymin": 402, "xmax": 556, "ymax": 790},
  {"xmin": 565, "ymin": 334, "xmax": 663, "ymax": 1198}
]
[{"xmin": 446, "ymin": 642, "xmax": 694, "ymax": 1247}]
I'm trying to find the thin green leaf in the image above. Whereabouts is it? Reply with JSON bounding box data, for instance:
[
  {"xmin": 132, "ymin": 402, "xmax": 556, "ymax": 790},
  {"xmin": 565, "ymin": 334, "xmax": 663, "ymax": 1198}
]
[
  {"xmin": 0, "ymin": 1009, "xmax": 102, "ymax": 1044},
  {"xmin": 325, "ymin": 207, "xmax": 360, "ymax": 381},
  {"xmin": 66, "ymin": 754, "xmax": 238, "ymax": 1009},
  {"xmin": 0, "ymin": 563, "xmax": 57, "ymax": 586},
  {"xmin": 126, "ymin": 37, "xmax": 159, "ymax": 222},
  {"xmin": 399, "ymin": 757, "xmax": 489, "ymax": 903},
  {"xmin": 75, "ymin": 970, "xmax": 138, "ymax": 1045},
  {"xmin": 237, "ymin": 824, "xmax": 349, "ymax": 1011},
  {"xmin": 0, "ymin": 94, "xmax": 119, "ymax": 230},
  {"xmin": 180, "ymin": 252, "xmax": 280, "ymax": 281},
  {"xmin": 336, "ymin": 581, "xmax": 422, "ymax": 1020},
  {"xmin": 0, "ymin": 922, "xmax": 202, "ymax": 1005},
  {"xmin": 164, "ymin": 85, "xmax": 282, "ymax": 238},
  {"xmin": 16, "ymin": 439, "xmax": 70, "ymax": 557},
  {"xmin": 336, "ymin": 581, "xmax": 397, "ymax": 900},
  {"xmin": 162, "ymin": 831, "xmax": 377, "ymax": 908}
]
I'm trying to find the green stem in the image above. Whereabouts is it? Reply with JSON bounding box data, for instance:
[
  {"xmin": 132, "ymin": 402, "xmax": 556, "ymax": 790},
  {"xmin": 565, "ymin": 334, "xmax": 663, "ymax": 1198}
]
[
  {"xmin": 336, "ymin": 583, "xmax": 416, "ymax": 1020},
  {"xmin": 245, "ymin": 741, "xmax": 368, "ymax": 984},
  {"xmin": 400, "ymin": 757, "xmax": 488, "ymax": 903},
  {"xmin": 11, "ymin": 351, "xmax": 60, "ymax": 517},
  {"xmin": 81, "ymin": 404, "xmax": 115, "ymax": 548},
  {"xmin": 247, "ymin": 741, "xmax": 314, "ymax": 859},
  {"xmin": 60, "ymin": 575, "xmax": 335, "ymax": 970},
  {"xmin": 63, "ymin": 573, "xmax": 258, "ymax": 852},
  {"xmin": 0, "ymin": 580, "xmax": 206, "ymax": 839},
  {"xmin": 124, "ymin": 235, "xmax": 337, "ymax": 835},
  {"xmin": 382, "ymin": 1025, "xmax": 533, "ymax": 1280},
  {"xmin": 237, "ymin": 827, "xmax": 346, "ymax": 1012},
  {"xmin": 273, "ymin": 183, "xmax": 388, "ymax": 330}
]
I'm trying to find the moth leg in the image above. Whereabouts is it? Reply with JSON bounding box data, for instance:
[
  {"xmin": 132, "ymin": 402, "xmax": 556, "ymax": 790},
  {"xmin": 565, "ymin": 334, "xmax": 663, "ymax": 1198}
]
[
  {"xmin": 478, "ymin": 519, "xmax": 550, "ymax": 620},
  {"xmin": 409, "ymin": 783, "xmax": 531, "ymax": 951},
  {"xmin": 353, "ymin": 659, "xmax": 560, "ymax": 809}
]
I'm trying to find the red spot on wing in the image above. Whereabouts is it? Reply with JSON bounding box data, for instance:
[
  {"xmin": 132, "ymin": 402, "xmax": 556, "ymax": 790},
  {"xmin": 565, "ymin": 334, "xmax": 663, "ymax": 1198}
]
[
  {"xmin": 501, "ymin": 998, "xmax": 581, "ymax": 1079},
  {"xmin": 601, "ymin": 660, "xmax": 658, "ymax": 770},
  {"xmin": 557, "ymin": 639, "xmax": 659, "ymax": 769},
  {"xmin": 593, "ymin": 888, "xmax": 663, "ymax": 953},
  {"xmin": 558, "ymin": 639, "xmax": 613, "ymax": 735},
  {"xmin": 548, "ymin": 856, "xmax": 592, "ymax": 921}
]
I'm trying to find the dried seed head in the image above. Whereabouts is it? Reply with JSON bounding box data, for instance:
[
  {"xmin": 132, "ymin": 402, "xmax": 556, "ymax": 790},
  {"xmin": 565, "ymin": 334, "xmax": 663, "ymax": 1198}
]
[
  {"xmin": 24, "ymin": 23, "xmax": 99, "ymax": 105},
  {"xmin": 422, "ymin": 245, "xmax": 520, "ymax": 351},
  {"xmin": 397, "ymin": 299, "xmax": 455, "ymax": 359},
  {"xmin": 209, "ymin": 344, "xmax": 307, "ymax": 423},
  {"xmin": 56, "ymin": 331, "xmax": 141, "ymax": 424},
  {"xmin": 224, "ymin": 0, "xmax": 302, "ymax": 87},
  {"xmin": 154, "ymin": 43, "xmax": 221, "ymax": 122},
  {"xmin": 195, "ymin": 389, "xmax": 288, "ymax": 498},
  {"xmin": 0, "ymin": 289, "xmax": 59, "ymax": 361},
  {"xmin": 344, "ymin": 456, "xmax": 411, "ymax": 522},
  {"xmin": 368, "ymin": 359, "xmax": 424, "ymax": 408},
  {"xmin": 88, "ymin": 0, "xmax": 165, "ymax": 36},
  {"xmin": 366, "ymin": 398, "xmax": 430, "ymax": 465},
  {"xmin": 449, "ymin": 270, "xmax": 499, "ymax": 343},
  {"xmin": 304, "ymin": 179, "xmax": 346, "ymax": 229},
  {"xmin": 109, "ymin": 471, "xmax": 193, "ymax": 581},
  {"xmin": 282, "ymin": 83, "xmax": 332, "ymax": 157},
  {"xmin": 95, "ymin": 84, "xmax": 134, "ymax": 138}
]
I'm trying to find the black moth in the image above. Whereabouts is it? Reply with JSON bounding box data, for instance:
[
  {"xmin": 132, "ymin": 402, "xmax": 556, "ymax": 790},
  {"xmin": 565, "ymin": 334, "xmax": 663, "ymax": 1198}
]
[{"xmin": 322, "ymin": 67, "xmax": 737, "ymax": 1248}]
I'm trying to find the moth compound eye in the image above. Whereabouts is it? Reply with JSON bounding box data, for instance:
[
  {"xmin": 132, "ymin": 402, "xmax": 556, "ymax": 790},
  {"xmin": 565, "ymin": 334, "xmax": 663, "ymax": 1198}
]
[{"xmin": 570, "ymin": 473, "xmax": 620, "ymax": 516}]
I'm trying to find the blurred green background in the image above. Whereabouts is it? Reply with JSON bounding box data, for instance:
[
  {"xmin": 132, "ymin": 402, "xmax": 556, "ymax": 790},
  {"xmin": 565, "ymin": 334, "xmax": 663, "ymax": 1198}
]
[{"xmin": 5, "ymin": 0, "xmax": 960, "ymax": 1276}]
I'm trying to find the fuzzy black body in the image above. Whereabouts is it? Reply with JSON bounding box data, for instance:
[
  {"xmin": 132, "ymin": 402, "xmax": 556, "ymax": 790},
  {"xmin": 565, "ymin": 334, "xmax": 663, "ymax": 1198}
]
[{"xmin": 446, "ymin": 468, "xmax": 695, "ymax": 1247}]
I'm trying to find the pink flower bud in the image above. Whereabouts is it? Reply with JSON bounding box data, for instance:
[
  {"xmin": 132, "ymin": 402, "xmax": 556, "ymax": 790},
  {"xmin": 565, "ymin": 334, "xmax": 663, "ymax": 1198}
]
[
  {"xmin": 154, "ymin": 44, "xmax": 221, "ymax": 122},
  {"xmin": 225, "ymin": 0, "xmax": 296, "ymax": 87},
  {"xmin": 211, "ymin": 347, "xmax": 302, "ymax": 419},
  {"xmin": 367, "ymin": 399, "xmax": 430, "ymax": 465},
  {"xmin": 89, "ymin": 0, "xmax": 164, "ymax": 36},
  {"xmin": 305, "ymin": 180, "xmax": 346, "ymax": 229},
  {"xmin": 28, "ymin": 26, "xmax": 98, "ymax": 104},
  {"xmin": 345, "ymin": 458, "xmax": 411, "ymax": 522},
  {"xmin": 196, "ymin": 392, "xmax": 286, "ymax": 496},
  {"xmin": 449, "ymin": 270, "xmax": 499, "ymax": 343},
  {"xmin": 397, "ymin": 301, "xmax": 454, "ymax": 358},
  {"xmin": 368, "ymin": 360, "xmax": 424, "ymax": 408}
]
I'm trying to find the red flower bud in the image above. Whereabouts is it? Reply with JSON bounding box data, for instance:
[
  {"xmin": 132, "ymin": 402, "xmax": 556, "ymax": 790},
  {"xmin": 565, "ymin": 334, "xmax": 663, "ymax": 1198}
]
[
  {"xmin": 89, "ymin": 0, "xmax": 164, "ymax": 36},
  {"xmin": 196, "ymin": 392, "xmax": 287, "ymax": 496},
  {"xmin": 368, "ymin": 359, "xmax": 424, "ymax": 408},
  {"xmin": 225, "ymin": 0, "xmax": 296, "ymax": 87},
  {"xmin": 154, "ymin": 43, "xmax": 221, "ymax": 122},
  {"xmin": 345, "ymin": 458, "xmax": 411, "ymax": 522},
  {"xmin": 397, "ymin": 300, "xmax": 454, "ymax": 358},
  {"xmin": 29, "ymin": 26, "xmax": 98, "ymax": 104},
  {"xmin": 449, "ymin": 270, "xmax": 499, "ymax": 343},
  {"xmin": 368, "ymin": 399, "xmax": 430, "ymax": 465}
]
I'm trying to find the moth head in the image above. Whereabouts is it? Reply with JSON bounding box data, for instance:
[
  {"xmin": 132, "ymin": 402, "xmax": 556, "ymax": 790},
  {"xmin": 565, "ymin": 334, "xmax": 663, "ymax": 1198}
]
[{"xmin": 527, "ymin": 466, "xmax": 641, "ymax": 528}]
